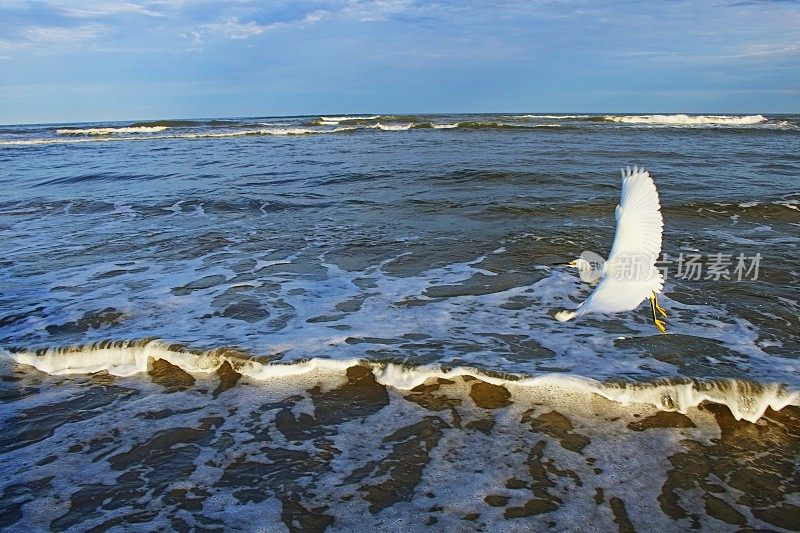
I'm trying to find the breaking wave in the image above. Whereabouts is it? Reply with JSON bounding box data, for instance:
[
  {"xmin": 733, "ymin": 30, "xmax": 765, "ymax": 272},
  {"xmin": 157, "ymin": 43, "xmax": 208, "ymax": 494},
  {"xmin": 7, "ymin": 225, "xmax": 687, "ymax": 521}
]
[
  {"xmin": 173, "ymin": 126, "xmax": 356, "ymax": 138},
  {"xmin": 372, "ymin": 123, "xmax": 414, "ymax": 131},
  {"xmin": 4, "ymin": 114, "xmax": 789, "ymax": 147},
  {"xmin": 601, "ymin": 114, "xmax": 767, "ymax": 126},
  {"xmin": 513, "ymin": 114, "xmax": 591, "ymax": 119},
  {"xmin": 55, "ymin": 126, "xmax": 169, "ymax": 135},
  {"xmin": 4, "ymin": 340, "xmax": 798, "ymax": 423},
  {"xmin": 454, "ymin": 121, "xmax": 556, "ymax": 130},
  {"xmin": 129, "ymin": 119, "xmax": 202, "ymax": 128},
  {"xmin": 0, "ymin": 122, "xmax": 570, "ymax": 146},
  {"xmin": 316, "ymin": 115, "xmax": 380, "ymax": 125},
  {"xmin": 1, "ymin": 127, "xmax": 358, "ymax": 145}
]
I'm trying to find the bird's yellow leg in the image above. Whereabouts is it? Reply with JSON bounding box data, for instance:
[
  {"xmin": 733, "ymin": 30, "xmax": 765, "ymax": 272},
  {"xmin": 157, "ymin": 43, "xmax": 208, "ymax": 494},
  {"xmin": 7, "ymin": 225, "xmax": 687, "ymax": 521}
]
[
  {"xmin": 653, "ymin": 292, "xmax": 668, "ymax": 319},
  {"xmin": 649, "ymin": 296, "xmax": 667, "ymax": 334}
]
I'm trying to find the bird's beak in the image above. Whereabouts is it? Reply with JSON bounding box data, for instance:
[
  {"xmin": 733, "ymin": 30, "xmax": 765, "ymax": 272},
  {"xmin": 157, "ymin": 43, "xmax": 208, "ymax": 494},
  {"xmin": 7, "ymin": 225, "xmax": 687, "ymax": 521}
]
[{"xmin": 552, "ymin": 261, "xmax": 575, "ymax": 267}]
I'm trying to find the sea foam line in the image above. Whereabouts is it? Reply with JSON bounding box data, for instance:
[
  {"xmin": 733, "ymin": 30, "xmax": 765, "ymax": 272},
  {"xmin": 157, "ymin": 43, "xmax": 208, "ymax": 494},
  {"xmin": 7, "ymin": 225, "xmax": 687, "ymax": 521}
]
[
  {"xmin": 513, "ymin": 114, "xmax": 591, "ymax": 119},
  {"xmin": 3, "ymin": 340, "xmax": 797, "ymax": 423},
  {"xmin": 318, "ymin": 115, "xmax": 380, "ymax": 124},
  {"xmin": 0, "ymin": 123, "xmax": 517, "ymax": 146},
  {"xmin": 0, "ymin": 127, "xmax": 358, "ymax": 146},
  {"xmin": 602, "ymin": 114, "xmax": 767, "ymax": 126},
  {"xmin": 56, "ymin": 126, "xmax": 169, "ymax": 135},
  {"xmin": 0, "ymin": 115, "xmax": 779, "ymax": 147}
]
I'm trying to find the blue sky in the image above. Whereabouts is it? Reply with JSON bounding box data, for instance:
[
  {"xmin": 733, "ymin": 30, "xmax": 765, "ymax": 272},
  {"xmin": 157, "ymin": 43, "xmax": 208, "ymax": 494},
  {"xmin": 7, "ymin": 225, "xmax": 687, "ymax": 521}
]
[{"xmin": 1, "ymin": 0, "xmax": 798, "ymax": 123}]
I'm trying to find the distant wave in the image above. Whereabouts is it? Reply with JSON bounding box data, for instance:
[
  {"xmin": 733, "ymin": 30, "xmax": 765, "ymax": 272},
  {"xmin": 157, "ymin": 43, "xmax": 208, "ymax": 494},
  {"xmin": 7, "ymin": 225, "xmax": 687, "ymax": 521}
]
[
  {"xmin": 9, "ymin": 115, "xmax": 790, "ymax": 147},
  {"xmin": 14, "ymin": 116, "xmax": 789, "ymax": 149},
  {"xmin": 2, "ymin": 122, "xmax": 570, "ymax": 146},
  {"xmin": 177, "ymin": 126, "xmax": 356, "ymax": 138},
  {"xmin": 0, "ymin": 138, "xmax": 93, "ymax": 146},
  {"xmin": 55, "ymin": 126, "xmax": 169, "ymax": 135},
  {"xmin": 512, "ymin": 113, "xmax": 776, "ymax": 127},
  {"xmin": 316, "ymin": 115, "xmax": 380, "ymax": 125},
  {"xmin": 3, "ymin": 339, "xmax": 798, "ymax": 422},
  {"xmin": 320, "ymin": 115, "xmax": 380, "ymax": 121},
  {"xmin": 602, "ymin": 114, "xmax": 767, "ymax": 126},
  {"xmin": 372, "ymin": 121, "xmax": 561, "ymax": 131},
  {"xmin": 130, "ymin": 120, "xmax": 200, "ymax": 128},
  {"xmin": 454, "ymin": 121, "xmax": 556, "ymax": 130},
  {"xmin": 372, "ymin": 123, "xmax": 414, "ymax": 131},
  {"xmin": 314, "ymin": 115, "xmax": 429, "ymax": 126},
  {"xmin": 1, "ymin": 127, "xmax": 358, "ymax": 146},
  {"xmin": 513, "ymin": 114, "xmax": 591, "ymax": 119}
]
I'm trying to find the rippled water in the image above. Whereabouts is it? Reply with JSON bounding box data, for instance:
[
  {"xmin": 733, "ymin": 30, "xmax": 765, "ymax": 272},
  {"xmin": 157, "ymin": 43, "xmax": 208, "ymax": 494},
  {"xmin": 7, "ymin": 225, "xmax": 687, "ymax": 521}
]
[
  {"xmin": 2, "ymin": 113, "xmax": 799, "ymax": 385},
  {"xmin": 2, "ymin": 113, "xmax": 800, "ymax": 531}
]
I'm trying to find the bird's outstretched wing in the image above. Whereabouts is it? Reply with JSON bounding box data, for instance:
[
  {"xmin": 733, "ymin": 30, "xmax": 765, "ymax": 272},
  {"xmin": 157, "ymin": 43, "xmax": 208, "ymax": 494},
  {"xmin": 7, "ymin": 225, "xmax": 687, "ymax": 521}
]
[
  {"xmin": 556, "ymin": 166, "xmax": 663, "ymax": 321},
  {"xmin": 607, "ymin": 166, "xmax": 663, "ymax": 263}
]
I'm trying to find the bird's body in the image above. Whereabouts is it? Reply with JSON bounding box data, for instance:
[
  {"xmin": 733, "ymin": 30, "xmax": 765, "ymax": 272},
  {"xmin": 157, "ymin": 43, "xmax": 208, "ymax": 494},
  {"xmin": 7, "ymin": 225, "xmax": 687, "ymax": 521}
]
[{"xmin": 555, "ymin": 166, "xmax": 668, "ymax": 332}]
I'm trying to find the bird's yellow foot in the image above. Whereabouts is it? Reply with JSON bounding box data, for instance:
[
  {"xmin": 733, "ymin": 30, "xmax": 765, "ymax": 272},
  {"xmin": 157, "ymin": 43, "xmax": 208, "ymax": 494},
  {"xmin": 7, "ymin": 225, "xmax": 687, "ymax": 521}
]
[
  {"xmin": 652, "ymin": 292, "xmax": 668, "ymax": 319},
  {"xmin": 649, "ymin": 296, "xmax": 667, "ymax": 333}
]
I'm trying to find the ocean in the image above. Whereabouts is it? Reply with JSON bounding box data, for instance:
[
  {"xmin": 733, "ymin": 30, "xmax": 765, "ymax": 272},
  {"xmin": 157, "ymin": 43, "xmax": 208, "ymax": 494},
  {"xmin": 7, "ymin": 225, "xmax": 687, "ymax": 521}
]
[{"xmin": 1, "ymin": 113, "xmax": 798, "ymax": 531}]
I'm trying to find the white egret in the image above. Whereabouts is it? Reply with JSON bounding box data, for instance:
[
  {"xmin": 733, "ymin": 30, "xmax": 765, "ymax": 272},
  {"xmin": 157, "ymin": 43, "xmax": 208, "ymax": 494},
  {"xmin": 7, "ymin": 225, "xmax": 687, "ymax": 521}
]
[{"xmin": 555, "ymin": 166, "xmax": 668, "ymax": 332}]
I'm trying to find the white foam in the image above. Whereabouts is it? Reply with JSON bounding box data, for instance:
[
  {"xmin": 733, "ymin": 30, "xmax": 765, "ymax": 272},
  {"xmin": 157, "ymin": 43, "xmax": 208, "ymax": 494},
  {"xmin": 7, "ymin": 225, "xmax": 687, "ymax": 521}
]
[
  {"xmin": 4, "ymin": 343, "xmax": 797, "ymax": 422},
  {"xmin": 1, "ymin": 127, "xmax": 358, "ymax": 146},
  {"xmin": 431, "ymin": 123, "xmax": 459, "ymax": 129},
  {"xmin": 55, "ymin": 126, "xmax": 168, "ymax": 135},
  {"xmin": 513, "ymin": 114, "xmax": 590, "ymax": 119},
  {"xmin": 319, "ymin": 115, "xmax": 379, "ymax": 124},
  {"xmin": 603, "ymin": 114, "xmax": 767, "ymax": 126},
  {"xmin": 776, "ymin": 199, "xmax": 799, "ymax": 211},
  {"xmin": 0, "ymin": 137, "xmax": 108, "ymax": 146},
  {"xmin": 182, "ymin": 127, "xmax": 338, "ymax": 137},
  {"xmin": 371, "ymin": 123, "xmax": 414, "ymax": 131}
]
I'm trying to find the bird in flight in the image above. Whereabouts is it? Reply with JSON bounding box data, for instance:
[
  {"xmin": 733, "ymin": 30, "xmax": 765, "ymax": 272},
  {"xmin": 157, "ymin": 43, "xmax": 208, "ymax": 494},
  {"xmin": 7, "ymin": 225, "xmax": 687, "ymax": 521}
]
[{"xmin": 555, "ymin": 166, "xmax": 668, "ymax": 333}]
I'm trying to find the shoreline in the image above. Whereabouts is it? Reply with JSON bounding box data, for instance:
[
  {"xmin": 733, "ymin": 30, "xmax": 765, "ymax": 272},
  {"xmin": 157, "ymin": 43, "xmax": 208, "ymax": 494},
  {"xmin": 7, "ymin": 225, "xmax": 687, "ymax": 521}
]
[
  {"xmin": 1, "ymin": 356, "xmax": 798, "ymax": 531},
  {"xmin": 4, "ymin": 339, "xmax": 799, "ymax": 423}
]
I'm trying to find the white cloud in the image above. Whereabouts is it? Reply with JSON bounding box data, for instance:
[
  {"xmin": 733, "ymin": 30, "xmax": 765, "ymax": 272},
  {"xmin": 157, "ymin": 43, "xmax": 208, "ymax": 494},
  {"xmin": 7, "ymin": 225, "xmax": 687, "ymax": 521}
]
[
  {"xmin": 343, "ymin": 0, "xmax": 413, "ymax": 21},
  {"xmin": 60, "ymin": 2, "xmax": 165, "ymax": 18},
  {"xmin": 22, "ymin": 24, "xmax": 106, "ymax": 44},
  {"xmin": 199, "ymin": 17, "xmax": 266, "ymax": 40},
  {"xmin": 192, "ymin": 11, "xmax": 328, "ymax": 44},
  {"xmin": 303, "ymin": 10, "xmax": 329, "ymax": 24}
]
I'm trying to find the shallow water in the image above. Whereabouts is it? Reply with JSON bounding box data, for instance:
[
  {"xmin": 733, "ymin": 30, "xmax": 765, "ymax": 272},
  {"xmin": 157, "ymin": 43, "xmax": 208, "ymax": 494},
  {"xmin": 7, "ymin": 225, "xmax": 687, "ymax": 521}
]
[
  {"xmin": 1, "ymin": 362, "xmax": 798, "ymax": 531},
  {"xmin": 1, "ymin": 113, "xmax": 799, "ymax": 530}
]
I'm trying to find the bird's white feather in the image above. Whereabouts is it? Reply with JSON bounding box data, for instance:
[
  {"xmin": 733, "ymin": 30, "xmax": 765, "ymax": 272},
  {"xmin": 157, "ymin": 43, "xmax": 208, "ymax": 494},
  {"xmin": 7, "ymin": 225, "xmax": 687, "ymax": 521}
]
[
  {"xmin": 607, "ymin": 166, "xmax": 663, "ymax": 262},
  {"xmin": 564, "ymin": 166, "xmax": 664, "ymax": 320}
]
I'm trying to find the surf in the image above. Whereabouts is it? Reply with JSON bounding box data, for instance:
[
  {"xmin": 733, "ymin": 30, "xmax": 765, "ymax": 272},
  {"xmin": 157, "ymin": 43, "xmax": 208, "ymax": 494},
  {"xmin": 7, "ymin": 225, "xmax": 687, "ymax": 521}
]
[
  {"xmin": 601, "ymin": 114, "xmax": 767, "ymax": 126},
  {"xmin": 55, "ymin": 126, "xmax": 169, "ymax": 135},
  {"xmin": 4, "ymin": 340, "xmax": 798, "ymax": 422}
]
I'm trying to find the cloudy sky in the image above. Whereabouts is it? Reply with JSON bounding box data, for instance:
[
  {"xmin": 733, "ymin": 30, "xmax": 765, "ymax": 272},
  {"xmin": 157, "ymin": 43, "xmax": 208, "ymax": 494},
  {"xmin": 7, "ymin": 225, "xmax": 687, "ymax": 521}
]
[{"xmin": 0, "ymin": 0, "xmax": 798, "ymax": 123}]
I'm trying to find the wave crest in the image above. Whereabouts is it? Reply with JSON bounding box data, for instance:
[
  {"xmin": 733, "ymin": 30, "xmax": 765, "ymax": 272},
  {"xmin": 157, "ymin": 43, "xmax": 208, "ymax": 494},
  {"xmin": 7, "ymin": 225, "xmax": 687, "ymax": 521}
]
[
  {"xmin": 3, "ymin": 340, "xmax": 798, "ymax": 422},
  {"xmin": 56, "ymin": 126, "xmax": 169, "ymax": 135},
  {"xmin": 315, "ymin": 115, "xmax": 380, "ymax": 125},
  {"xmin": 2, "ymin": 127, "xmax": 358, "ymax": 145},
  {"xmin": 513, "ymin": 114, "xmax": 590, "ymax": 119},
  {"xmin": 602, "ymin": 114, "xmax": 767, "ymax": 126}
]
